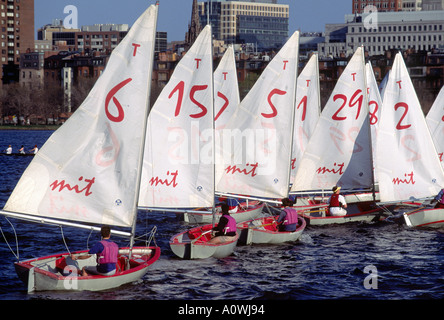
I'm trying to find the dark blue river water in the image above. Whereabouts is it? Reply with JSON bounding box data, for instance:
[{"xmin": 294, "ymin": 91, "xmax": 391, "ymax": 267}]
[{"xmin": 0, "ymin": 130, "xmax": 444, "ymax": 309}]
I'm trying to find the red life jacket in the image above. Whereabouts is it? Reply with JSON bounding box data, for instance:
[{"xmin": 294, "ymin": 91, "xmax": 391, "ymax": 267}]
[
  {"xmin": 97, "ymin": 240, "xmax": 118, "ymax": 265},
  {"xmin": 329, "ymin": 194, "xmax": 341, "ymax": 207},
  {"xmin": 283, "ymin": 208, "xmax": 298, "ymax": 225}
]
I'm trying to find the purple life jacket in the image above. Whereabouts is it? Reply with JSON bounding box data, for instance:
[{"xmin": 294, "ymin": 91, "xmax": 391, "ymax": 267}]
[
  {"xmin": 223, "ymin": 215, "xmax": 237, "ymax": 234},
  {"xmin": 283, "ymin": 208, "xmax": 298, "ymax": 225},
  {"xmin": 97, "ymin": 240, "xmax": 118, "ymax": 265}
]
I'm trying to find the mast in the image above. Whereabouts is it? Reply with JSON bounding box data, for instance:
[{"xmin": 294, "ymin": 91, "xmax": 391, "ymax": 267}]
[
  {"xmin": 130, "ymin": 3, "xmax": 159, "ymax": 254},
  {"xmin": 210, "ymin": 26, "xmax": 216, "ymax": 229},
  {"xmin": 363, "ymin": 51, "xmax": 377, "ymax": 203},
  {"xmin": 286, "ymin": 32, "xmax": 300, "ymax": 196}
]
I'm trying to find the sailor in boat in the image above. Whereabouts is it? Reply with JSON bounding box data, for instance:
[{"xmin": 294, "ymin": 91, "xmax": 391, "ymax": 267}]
[
  {"xmin": 327, "ymin": 186, "xmax": 347, "ymax": 216},
  {"xmin": 29, "ymin": 145, "xmax": 38, "ymax": 154},
  {"xmin": 71, "ymin": 226, "xmax": 119, "ymax": 276},
  {"xmin": 5, "ymin": 145, "xmax": 12, "ymax": 154},
  {"xmin": 19, "ymin": 145, "xmax": 25, "ymax": 154},
  {"xmin": 432, "ymin": 188, "xmax": 444, "ymax": 209},
  {"xmin": 276, "ymin": 198, "xmax": 299, "ymax": 232},
  {"xmin": 208, "ymin": 203, "xmax": 237, "ymax": 244}
]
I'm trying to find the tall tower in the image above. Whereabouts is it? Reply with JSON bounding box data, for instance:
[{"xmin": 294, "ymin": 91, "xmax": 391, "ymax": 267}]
[
  {"xmin": 185, "ymin": 0, "xmax": 202, "ymax": 48},
  {"xmin": 0, "ymin": 0, "xmax": 35, "ymax": 84}
]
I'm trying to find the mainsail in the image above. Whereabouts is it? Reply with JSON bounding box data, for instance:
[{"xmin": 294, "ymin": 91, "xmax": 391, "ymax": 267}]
[
  {"xmin": 376, "ymin": 52, "xmax": 444, "ymax": 202},
  {"xmin": 3, "ymin": 6, "xmax": 158, "ymax": 228},
  {"xmin": 366, "ymin": 62, "xmax": 382, "ymax": 170},
  {"xmin": 139, "ymin": 25, "xmax": 214, "ymax": 208},
  {"xmin": 214, "ymin": 46, "xmax": 240, "ymax": 185},
  {"xmin": 216, "ymin": 31, "xmax": 300, "ymax": 199},
  {"xmin": 425, "ymin": 86, "xmax": 444, "ymax": 170},
  {"xmin": 290, "ymin": 53, "xmax": 321, "ymax": 180},
  {"xmin": 291, "ymin": 47, "xmax": 372, "ymax": 192}
]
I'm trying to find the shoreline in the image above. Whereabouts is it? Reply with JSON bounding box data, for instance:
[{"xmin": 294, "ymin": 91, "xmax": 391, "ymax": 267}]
[{"xmin": 0, "ymin": 125, "xmax": 58, "ymax": 131}]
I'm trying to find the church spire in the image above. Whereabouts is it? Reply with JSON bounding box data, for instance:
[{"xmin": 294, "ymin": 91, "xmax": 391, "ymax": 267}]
[{"xmin": 185, "ymin": 0, "xmax": 202, "ymax": 47}]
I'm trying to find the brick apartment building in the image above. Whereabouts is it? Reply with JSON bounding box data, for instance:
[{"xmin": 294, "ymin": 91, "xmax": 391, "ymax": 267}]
[{"xmin": 0, "ymin": 0, "xmax": 34, "ymax": 84}]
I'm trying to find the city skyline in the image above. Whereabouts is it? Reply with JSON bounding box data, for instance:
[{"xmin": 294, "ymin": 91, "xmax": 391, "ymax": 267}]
[{"xmin": 34, "ymin": 0, "xmax": 351, "ymax": 41}]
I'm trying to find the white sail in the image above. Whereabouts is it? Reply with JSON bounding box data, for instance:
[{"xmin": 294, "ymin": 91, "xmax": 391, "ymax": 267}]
[
  {"xmin": 139, "ymin": 26, "xmax": 214, "ymax": 208},
  {"xmin": 214, "ymin": 46, "xmax": 240, "ymax": 185},
  {"xmin": 291, "ymin": 47, "xmax": 372, "ymax": 192},
  {"xmin": 290, "ymin": 53, "xmax": 321, "ymax": 180},
  {"xmin": 216, "ymin": 31, "xmax": 300, "ymax": 199},
  {"xmin": 379, "ymin": 69, "xmax": 390, "ymax": 101},
  {"xmin": 3, "ymin": 5, "xmax": 158, "ymax": 228},
  {"xmin": 376, "ymin": 53, "xmax": 444, "ymax": 202},
  {"xmin": 366, "ymin": 62, "xmax": 382, "ymax": 169},
  {"xmin": 426, "ymin": 86, "xmax": 444, "ymax": 170}
]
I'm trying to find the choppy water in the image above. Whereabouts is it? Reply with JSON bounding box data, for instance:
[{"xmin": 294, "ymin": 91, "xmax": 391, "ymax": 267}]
[{"xmin": 1, "ymin": 130, "xmax": 444, "ymax": 307}]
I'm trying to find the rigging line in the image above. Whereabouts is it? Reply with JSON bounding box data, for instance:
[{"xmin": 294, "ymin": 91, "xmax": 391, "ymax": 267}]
[
  {"xmin": 0, "ymin": 217, "xmax": 19, "ymax": 260},
  {"xmin": 132, "ymin": 226, "xmax": 158, "ymax": 247},
  {"xmin": 86, "ymin": 228, "xmax": 93, "ymax": 250},
  {"xmin": 148, "ymin": 226, "xmax": 158, "ymax": 247},
  {"xmin": 59, "ymin": 225, "xmax": 71, "ymax": 255}
]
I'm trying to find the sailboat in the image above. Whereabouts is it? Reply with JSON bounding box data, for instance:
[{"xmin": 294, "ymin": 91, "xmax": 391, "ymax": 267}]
[
  {"xmin": 214, "ymin": 31, "xmax": 306, "ymax": 244},
  {"xmin": 290, "ymin": 53, "xmax": 321, "ymax": 182},
  {"xmin": 176, "ymin": 46, "xmax": 264, "ymax": 225},
  {"xmin": 133, "ymin": 25, "xmax": 239, "ymax": 259},
  {"xmin": 392, "ymin": 64, "xmax": 444, "ymax": 228},
  {"xmin": 291, "ymin": 47, "xmax": 383, "ymax": 225},
  {"xmin": 0, "ymin": 5, "xmax": 161, "ymax": 292},
  {"xmin": 425, "ymin": 85, "xmax": 444, "ymax": 170}
]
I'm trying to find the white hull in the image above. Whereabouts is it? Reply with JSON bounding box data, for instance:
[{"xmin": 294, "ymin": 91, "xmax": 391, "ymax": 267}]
[
  {"xmin": 15, "ymin": 247, "xmax": 160, "ymax": 293},
  {"xmin": 169, "ymin": 225, "xmax": 239, "ymax": 259},
  {"xmin": 404, "ymin": 208, "xmax": 444, "ymax": 228},
  {"xmin": 294, "ymin": 191, "xmax": 379, "ymax": 208},
  {"xmin": 181, "ymin": 202, "xmax": 264, "ymax": 224},
  {"xmin": 237, "ymin": 216, "xmax": 306, "ymax": 245},
  {"xmin": 299, "ymin": 202, "xmax": 383, "ymax": 226}
]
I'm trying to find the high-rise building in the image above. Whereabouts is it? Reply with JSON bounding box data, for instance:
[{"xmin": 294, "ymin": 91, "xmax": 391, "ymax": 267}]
[
  {"xmin": 352, "ymin": 0, "xmax": 424, "ymax": 13},
  {"xmin": 198, "ymin": 0, "xmax": 289, "ymax": 50},
  {"xmin": 318, "ymin": 10, "xmax": 444, "ymax": 58},
  {"xmin": 0, "ymin": 0, "xmax": 34, "ymax": 84}
]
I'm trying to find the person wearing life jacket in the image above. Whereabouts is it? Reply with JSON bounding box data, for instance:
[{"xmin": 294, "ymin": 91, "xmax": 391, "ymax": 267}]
[
  {"xmin": 327, "ymin": 185, "xmax": 347, "ymax": 216},
  {"xmin": 433, "ymin": 188, "xmax": 444, "ymax": 208},
  {"xmin": 209, "ymin": 203, "xmax": 237, "ymax": 244},
  {"xmin": 277, "ymin": 198, "xmax": 299, "ymax": 232},
  {"xmin": 71, "ymin": 225, "xmax": 119, "ymax": 276}
]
